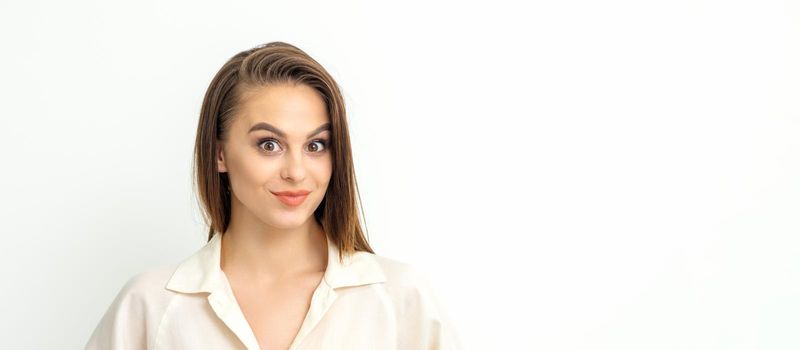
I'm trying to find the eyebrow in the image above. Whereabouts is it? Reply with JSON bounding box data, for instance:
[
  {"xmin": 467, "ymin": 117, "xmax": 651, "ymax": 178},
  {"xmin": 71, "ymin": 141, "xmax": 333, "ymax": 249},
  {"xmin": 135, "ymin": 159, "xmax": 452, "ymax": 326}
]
[{"xmin": 248, "ymin": 122, "xmax": 331, "ymax": 139}]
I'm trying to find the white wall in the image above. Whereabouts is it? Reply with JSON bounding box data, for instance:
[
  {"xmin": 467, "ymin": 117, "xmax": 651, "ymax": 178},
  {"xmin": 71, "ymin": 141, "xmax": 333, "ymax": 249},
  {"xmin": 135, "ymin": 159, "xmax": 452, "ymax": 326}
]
[{"xmin": 1, "ymin": 0, "xmax": 798, "ymax": 348}]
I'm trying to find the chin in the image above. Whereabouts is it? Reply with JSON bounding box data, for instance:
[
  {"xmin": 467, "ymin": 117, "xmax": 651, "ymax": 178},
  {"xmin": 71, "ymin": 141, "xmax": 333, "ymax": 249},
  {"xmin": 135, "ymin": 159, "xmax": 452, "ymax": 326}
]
[{"xmin": 267, "ymin": 211, "xmax": 313, "ymax": 229}]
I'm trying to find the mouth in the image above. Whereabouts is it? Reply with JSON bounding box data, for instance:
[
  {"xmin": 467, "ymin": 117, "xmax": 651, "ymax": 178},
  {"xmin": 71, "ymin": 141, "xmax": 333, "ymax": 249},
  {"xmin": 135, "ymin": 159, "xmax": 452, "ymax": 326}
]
[{"xmin": 270, "ymin": 190, "xmax": 310, "ymax": 207}]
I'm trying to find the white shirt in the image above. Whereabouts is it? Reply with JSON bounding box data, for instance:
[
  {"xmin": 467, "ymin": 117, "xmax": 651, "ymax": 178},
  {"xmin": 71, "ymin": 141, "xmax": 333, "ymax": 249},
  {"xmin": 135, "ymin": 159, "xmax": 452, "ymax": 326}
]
[{"xmin": 85, "ymin": 232, "xmax": 462, "ymax": 349}]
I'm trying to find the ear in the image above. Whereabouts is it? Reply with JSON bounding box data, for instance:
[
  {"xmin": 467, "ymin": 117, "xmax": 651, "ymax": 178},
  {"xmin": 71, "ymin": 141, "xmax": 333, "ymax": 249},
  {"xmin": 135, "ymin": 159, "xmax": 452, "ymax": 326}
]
[{"xmin": 216, "ymin": 143, "xmax": 228, "ymax": 173}]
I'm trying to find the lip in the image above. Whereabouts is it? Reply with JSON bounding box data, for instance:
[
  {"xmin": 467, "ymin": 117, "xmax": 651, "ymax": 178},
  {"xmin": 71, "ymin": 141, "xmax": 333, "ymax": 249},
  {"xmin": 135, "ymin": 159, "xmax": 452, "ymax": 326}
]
[
  {"xmin": 270, "ymin": 190, "xmax": 311, "ymax": 207},
  {"xmin": 271, "ymin": 190, "xmax": 311, "ymax": 196}
]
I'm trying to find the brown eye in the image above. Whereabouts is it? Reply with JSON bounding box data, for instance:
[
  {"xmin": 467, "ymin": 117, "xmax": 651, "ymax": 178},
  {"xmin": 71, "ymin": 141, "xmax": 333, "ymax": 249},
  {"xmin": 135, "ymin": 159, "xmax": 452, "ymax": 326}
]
[
  {"xmin": 258, "ymin": 139, "xmax": 282, "ymax": 153},
  {"xmin": 308, "ymin": 140, "xmax": 328, "ymax": 153}
]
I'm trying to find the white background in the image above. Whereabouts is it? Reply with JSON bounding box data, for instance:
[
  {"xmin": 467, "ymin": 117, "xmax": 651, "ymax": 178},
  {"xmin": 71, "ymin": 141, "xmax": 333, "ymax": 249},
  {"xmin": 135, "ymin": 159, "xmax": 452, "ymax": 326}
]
[{"xmin": 1, "ymin": 0, "xmax": 799, "ymax": 349}]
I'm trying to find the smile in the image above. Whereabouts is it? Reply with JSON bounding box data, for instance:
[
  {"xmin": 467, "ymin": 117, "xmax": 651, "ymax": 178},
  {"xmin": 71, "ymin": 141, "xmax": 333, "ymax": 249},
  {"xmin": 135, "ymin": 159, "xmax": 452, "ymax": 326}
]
[{"xmin": 271, "ymin": 192, "xmax": 309, "ymax": 207}]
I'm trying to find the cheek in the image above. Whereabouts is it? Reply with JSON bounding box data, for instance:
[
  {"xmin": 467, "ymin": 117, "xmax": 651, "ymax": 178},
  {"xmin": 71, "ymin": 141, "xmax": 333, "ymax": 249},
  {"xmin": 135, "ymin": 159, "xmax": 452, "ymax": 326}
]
[
  {"xmin": 232, "ymin": 153, "xmax": 281, "ymax": 186},
  {"xmin": 315, "ymin": 157, "xmax": 333, "ymax": 185},
  {"xmin": 306, "ymin": 158, "xmax": 332, "ymax": 195}
]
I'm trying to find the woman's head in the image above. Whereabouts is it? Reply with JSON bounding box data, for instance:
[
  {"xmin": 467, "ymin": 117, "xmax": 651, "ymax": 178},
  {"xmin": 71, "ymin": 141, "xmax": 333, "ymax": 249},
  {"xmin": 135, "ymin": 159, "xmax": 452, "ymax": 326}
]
[{"xmin": 193, "ymin": 41, "xmax": 373, "ymax": 261}]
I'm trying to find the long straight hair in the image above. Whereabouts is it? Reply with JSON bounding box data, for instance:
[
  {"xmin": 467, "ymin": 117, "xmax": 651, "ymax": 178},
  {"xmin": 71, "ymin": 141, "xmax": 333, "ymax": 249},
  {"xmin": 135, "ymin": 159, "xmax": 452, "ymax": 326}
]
[{"xmin": 192, "ymin": 41, "xmax": 373, "ymax": 263}]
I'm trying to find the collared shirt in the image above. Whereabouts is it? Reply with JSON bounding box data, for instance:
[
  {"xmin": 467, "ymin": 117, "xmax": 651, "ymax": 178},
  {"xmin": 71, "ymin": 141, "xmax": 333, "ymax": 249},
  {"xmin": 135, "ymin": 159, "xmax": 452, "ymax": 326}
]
[{"xmin": 85, "ymin": 232, "xmax": 462, "ymax": 349}]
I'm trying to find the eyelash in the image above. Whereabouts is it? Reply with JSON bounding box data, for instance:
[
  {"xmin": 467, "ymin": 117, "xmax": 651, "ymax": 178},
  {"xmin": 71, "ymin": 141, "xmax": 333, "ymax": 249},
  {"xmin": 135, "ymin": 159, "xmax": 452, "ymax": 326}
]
[{"xmin": 257, "ymin": 137, "xmax": 329, "ymax": 154}]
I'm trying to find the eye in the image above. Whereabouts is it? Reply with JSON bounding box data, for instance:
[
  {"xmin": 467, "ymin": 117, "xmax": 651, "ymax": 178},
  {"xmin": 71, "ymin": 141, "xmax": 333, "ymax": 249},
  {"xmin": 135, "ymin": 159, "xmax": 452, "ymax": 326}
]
[
  {"xmin": 307, "ymin": 139, "xmax": 329, "ymax": 153},
  {"xmin": 258, "ymin": 138, "xmax": 283, "ymax": 153}
]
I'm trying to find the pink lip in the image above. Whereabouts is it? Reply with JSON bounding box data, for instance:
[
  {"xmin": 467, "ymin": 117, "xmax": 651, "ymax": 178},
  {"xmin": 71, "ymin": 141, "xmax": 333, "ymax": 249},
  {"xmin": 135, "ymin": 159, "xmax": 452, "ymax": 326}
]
[
  {"xmin": 271, "ymin": 191, "xmax": 310, "ymax": 207},
  {"xmin": 272, "ymin": 190, "xmax": 311, "ymax": 196}
]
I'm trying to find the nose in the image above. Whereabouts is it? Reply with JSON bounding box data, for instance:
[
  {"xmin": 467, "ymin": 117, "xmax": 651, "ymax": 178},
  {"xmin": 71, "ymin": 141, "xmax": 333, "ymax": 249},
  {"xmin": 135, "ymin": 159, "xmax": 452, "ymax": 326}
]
[{"xmin": 280, "ymin": 148, "xmax": 306, "ymax": 182}]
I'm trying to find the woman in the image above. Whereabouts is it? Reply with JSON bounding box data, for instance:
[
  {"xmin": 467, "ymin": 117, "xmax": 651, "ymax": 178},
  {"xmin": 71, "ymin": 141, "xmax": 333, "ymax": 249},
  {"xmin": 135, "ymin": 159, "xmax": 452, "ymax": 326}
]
[{"xmin": 85, "ymin": 41, "xmax": 461, "ymax": 350}]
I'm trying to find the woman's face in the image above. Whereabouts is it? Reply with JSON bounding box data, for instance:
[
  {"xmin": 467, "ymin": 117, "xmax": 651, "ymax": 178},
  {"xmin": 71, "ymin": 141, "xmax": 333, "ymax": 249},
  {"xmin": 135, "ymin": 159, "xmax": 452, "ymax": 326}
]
[{"xmin": 216, "ymin": 83, "xmax": 332, "ymax": 230}]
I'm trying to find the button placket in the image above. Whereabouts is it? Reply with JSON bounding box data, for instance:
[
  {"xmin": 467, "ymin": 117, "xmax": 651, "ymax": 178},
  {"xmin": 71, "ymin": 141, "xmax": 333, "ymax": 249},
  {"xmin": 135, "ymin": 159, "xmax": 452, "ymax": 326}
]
[
  {"xmin": 288, "ymin": 281, "xmax": 339, "ymax": 350},
  {"xmin": 208, "ymin": 284, "xmax": 262, "ymax": 350}
]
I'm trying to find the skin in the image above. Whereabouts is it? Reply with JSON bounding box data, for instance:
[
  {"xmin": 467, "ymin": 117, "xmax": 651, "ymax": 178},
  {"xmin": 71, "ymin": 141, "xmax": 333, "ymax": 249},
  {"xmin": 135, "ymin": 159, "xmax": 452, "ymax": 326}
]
[{"xmin": 215, "ymin": 82, "xmax": 333, "ymax": 350}]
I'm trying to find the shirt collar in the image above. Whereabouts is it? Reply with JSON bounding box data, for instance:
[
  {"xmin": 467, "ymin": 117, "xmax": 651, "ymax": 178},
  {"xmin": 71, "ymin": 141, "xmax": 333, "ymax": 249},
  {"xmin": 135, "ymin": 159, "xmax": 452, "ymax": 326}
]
[{"xmin": 165, "ymin": 232, "xmax": 387, "ymax": 294}]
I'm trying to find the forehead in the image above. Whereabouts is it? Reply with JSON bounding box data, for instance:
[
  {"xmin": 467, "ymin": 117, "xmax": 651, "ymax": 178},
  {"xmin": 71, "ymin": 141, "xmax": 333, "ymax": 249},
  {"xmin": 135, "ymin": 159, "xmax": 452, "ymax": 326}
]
[{"xmin": 237, "ymin": 83, "xmax": 329, "ymax": 130}]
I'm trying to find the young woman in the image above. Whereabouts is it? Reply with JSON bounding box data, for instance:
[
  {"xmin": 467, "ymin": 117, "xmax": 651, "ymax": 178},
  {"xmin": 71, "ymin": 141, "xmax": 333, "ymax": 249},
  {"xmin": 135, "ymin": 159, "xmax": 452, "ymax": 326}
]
[{"xmin": 86, "ymin": 41, "xmax": 461, "ymax": 350}]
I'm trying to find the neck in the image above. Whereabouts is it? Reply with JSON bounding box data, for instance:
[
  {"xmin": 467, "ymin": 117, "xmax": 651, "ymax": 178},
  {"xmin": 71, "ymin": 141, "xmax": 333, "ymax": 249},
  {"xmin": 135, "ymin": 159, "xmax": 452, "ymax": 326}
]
[{"xmin": 220, "ymin": 197, "xmax": 328, "ymax": 282}]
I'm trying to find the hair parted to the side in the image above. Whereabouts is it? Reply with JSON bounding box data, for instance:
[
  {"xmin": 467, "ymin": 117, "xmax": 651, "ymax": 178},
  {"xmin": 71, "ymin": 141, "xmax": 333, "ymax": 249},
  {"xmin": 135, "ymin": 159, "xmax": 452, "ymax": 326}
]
[{"xmin": 192, "ymin": 41, "xmax": 373, "ymax": 263}]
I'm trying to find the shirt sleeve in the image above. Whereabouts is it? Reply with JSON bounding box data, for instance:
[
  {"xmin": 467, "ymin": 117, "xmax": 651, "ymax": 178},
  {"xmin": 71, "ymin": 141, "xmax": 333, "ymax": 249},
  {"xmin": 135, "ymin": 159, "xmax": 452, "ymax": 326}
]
[
  {"xmin": 419, "ymin": 274, "xmax": 463, "ymax": 350},
  {"xmin": 398, "ymin": 267, "xmax": 464, "ymax": 350},
  {"xmin": 85, "ymin": 273, "xmax": 149, "ymax": 350}
]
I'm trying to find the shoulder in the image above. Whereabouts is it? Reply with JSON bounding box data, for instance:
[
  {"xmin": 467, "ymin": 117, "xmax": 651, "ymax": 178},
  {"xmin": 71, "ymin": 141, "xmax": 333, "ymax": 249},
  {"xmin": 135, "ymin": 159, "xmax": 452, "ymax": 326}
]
[
  {"xmin": 115, "ymin": 265, "xmax": 180, "ymax": 306},
  {"xmin": 367, "ymin": 253, "xmax": 465, "ymax": 349},
  {"xmin": 120, "ymin": 265, "xmax": 178, "ymax": 293},
  {"xmin": 370, "ymin": 254, "xmax": 431, "ymax": 288},
  {"xmin": 102, "ymin": 264, "xmax": 181, "ymax": 318},
  {"xmin": 369, "ymin": 254, "xmax": 441, "ymax": 310},
  {"xmin": 86, "ymin": 264, "xmax": 181, "ymax": 349}
]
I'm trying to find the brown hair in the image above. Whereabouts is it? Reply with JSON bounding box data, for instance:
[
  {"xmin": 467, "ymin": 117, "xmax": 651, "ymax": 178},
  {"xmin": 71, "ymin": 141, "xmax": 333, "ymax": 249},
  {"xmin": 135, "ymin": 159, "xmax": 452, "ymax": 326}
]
[{"xmin": 192, "ymin": 41, "xmax": 374, "ymax": 262}]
